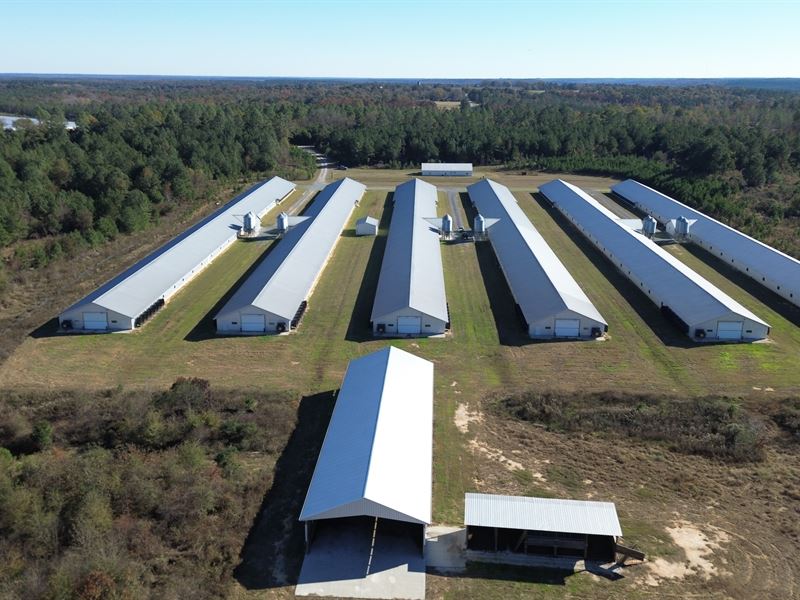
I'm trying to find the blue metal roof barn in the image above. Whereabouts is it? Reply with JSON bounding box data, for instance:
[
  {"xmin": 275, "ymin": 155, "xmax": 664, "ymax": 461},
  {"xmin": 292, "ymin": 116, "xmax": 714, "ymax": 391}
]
[
  {"xmin": 540, "ymin": 179, "xmax": 769, "ymax": 342},
  {"xmin": 467, "ymin": 178, "xmax": 607, "ymax": 339},
  {"xmin": 612, "ymin": 179, "xmax": 800, "ymax": 307},
  {"xmin": 215, "ymin": 177, "xmax": 366, "ymax": 334},
  {"xmin": 58, "ymin": 176, "xmax": 296, "ymax": 332},
  {"xmin": 371, "ymin": 179, "xmax": 449, "ymax": 337}
]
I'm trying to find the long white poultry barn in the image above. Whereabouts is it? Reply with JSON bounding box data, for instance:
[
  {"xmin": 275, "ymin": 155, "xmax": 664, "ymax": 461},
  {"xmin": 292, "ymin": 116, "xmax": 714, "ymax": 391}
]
[
  {"xmin": 215, "ymin": 177, "xmax": 365, "ymax": 334},
  {"xmin": 421, "ymin": 162, "xmax": 473, "ymax": 176},
  {"xmin": 299, "ymin": 346, "xmax": 433, "ymax": 553},
  {"xmin": 612, "ymin": 179, "xmax": 800, "ymax": 307},
  {"xmin": 540, "ymin": 179, "xmax": 770, "ymax": 342},
  {"xmin": 467, "ymin": 178, "xmax": 607, "ymax": 339},
  {"xmin": 371, "ymin": 178, "xmax": 449, "ymax": 337},
  {"xmin": 58, "ymin": 177, "xmax": 296, "ymax": 332}
]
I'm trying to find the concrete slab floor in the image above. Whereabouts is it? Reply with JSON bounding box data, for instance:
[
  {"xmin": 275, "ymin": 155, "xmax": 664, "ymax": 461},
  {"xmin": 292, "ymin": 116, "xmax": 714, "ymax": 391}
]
[
  {"xmin": 296, "ymin": 518, "xmax": 425, "ymax": 600},
  {"xmin": 425, "ymin": 526, "xmax": 466, "ymax": 571}
]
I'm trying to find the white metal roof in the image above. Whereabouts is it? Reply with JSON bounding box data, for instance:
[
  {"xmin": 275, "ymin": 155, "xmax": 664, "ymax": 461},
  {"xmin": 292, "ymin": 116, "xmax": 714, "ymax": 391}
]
[
  {"xmin": 465, "ymin": 493, "xmax": 622, "ymax": 537},
  {"xmin": 299, "ymin": 346, "xmax": 433, "ymax": 525},
  {"xmin": 422, "ymin": 162, "xmax": 473, "ymax": 172},
  {"xmin": 215, "ymin": 177, "xmax": 365, "ymax": 322},
  {"xmin": 540, "ymin": 179, "xmax": 768, "ymax": 330},
  {"xmin": 62, "ymin": 177, "xmax": 296, "ymax": 320},
  {"xmin": 612, "ymin": 179, "xmax": 800, "ymax": 300},
  {"xmin": 371, "ymin": 179, "xmax": 449, "ymax": 323},
  {"xmin": 467, "ymin": 179, "xmax": 607, "ymax": 327}
]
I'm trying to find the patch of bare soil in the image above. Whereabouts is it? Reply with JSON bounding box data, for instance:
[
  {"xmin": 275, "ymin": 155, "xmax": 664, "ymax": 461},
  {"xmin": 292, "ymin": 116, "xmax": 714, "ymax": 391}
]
[
  {"xmin": 644, "ymin": 521, "xmax": 730, "ymax": 586},
  {"xmin": 454, "ymin": 402, "xmax": 483, "ymax": 434}
]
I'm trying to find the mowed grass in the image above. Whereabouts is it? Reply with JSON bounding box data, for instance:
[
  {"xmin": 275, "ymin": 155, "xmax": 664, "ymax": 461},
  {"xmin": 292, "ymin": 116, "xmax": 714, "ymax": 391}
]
[{"xmin": 330, "ymin": 166, "xmax": 619, "ymax": 191}]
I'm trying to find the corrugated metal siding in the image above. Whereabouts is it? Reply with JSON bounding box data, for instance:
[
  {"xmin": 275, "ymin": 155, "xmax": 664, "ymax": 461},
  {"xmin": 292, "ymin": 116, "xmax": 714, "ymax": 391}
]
[
  {"xmin": 612, "ymin": 179, "xmax": 800, "ymax": 306},
  {"xmin": 540, "ymin": 180, "xmax": 769, "ymax": 337},
  {"xmin": 61, "ymin": 177, "xmax": 296, "ymax": 322},
  {"xmin": 467, "ymin": 179, "xmax": 606, "ymax": 331},
  {"xmin": 300, "ymin": 347, "xmax": 433, "ymax": 525},
  {"xmin": 421, "ymin": 162, "xmax": 473, "ymax": 173},
  {"xmin": 371, "ymin": 179, "xmax": 448, "ymax": 324},
  {"xmin": 215, "ymin": 177, "xmax": 365, "ymax": 324},
  {"xmin": 465, "ymin": 493, "xmax": 622, "ymax": 537}
]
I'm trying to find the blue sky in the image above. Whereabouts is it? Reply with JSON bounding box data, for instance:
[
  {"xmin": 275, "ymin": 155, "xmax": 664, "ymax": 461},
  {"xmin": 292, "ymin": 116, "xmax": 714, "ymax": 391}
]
[{"xmin": 1, "ymin": 0, "xmax": 798, "ymax": 78}]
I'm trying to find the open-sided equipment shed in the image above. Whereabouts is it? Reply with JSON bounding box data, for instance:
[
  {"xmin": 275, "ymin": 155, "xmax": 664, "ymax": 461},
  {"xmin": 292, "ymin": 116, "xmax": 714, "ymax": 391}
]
[
  {"xmin": 299, "ymin": 346, "xmax": 433, "ymax": 554},
  {"xmin": 465, "ymin": 493, "xmax": 622, "ymax": 562}
]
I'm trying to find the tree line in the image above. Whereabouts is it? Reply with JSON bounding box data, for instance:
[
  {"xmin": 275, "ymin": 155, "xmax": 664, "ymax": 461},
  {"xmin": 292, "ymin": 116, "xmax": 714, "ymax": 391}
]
[
  {"xmin": 1, "ymin": 79, "xmax": 800, "ymax": 284},
  {"xmin": 0, "ymin": 101, "xmax": 315, "ymax": 277}
]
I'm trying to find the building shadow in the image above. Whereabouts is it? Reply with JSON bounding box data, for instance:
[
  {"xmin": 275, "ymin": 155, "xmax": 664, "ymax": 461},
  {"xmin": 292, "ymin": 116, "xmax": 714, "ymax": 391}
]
[
  {"xmin": 459, "ymin": 192, "xmax": 535, "ymax": 347},
  {"xmin": 29, "ymin": 317, "xmax": 64, "ymax": 339},
  {"xmin": 234, "ymin": 390, "xmax": 337, "ymax": 591},
  {"xmin": 184, "ymin": 238, "xmax": 284, "ymax": 342},
  {"xmin": 680, "ymin": 241, "xmax": 800, "ymax": 329},
  {"xmin": 451, "ymin": 561, "xmax": 574, "ymax": 585},
  {"xmin": 530, "ymin": 192, "xmax": 701, "ymax": 349},
  {"xmin": 345, "ymin": 193, "xmax": 394, "ymax": 342}
]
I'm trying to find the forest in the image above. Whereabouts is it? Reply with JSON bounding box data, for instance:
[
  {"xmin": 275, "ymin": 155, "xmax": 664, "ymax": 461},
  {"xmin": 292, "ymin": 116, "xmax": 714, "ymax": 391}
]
[
  {"xmin": 1, "ymin": 78, "xmax": 800, "ymax": 293},
  {"xmin": 0, "ymin": 378, "xmax": 298, "ymax": 599}
]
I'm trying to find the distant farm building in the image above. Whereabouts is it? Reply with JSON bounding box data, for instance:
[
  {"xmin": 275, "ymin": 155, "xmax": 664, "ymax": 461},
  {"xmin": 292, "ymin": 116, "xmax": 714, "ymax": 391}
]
[
  {"xmin": 59, "ymin": 177, "xmax": 296, "ymax": 332},
  {"xmin": 355, "ymin": 215, "xmax": 379, "ymax": 236},
  {"xmin": 371, "ymin": 179, "xmax": 449, "ymax": 336},
  {"xmin": 612, "ymin": 179, "xmax": 800, "ymax": 307},
  {"xmin": 215, "ymin": 178, "xmax": 365, "ymax": 334},
  {"xmin": 540, "ymin": 179, "xmax": 770, "ymax": 342},
  {"xmin": 467, "ymin": 178, "xmax": 607, "ymax": 339},
  {"xmin": 421, "ymin": 162, "xmax": 473, "ymax": 176},
  {"xmin": 465, "ymin": 493, "xmax": 622, "ymax": 563},
  {"xmin": 300, "ymin": 346, "xmax": 433, "ymax": 554}
]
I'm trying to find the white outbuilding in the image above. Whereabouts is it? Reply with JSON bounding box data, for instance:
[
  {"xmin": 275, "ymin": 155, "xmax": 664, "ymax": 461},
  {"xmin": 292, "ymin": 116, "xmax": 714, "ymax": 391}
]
[
  {"xmin": 371, "ymin": 179, "xmax": 449, "ymax": 337},
  {"xmin": 421, "ymin": 162, "xmax": 473, "ymax": 176},
  {"xmin": 540, "ymin": 179, "xmax": 770, "ymax": 342},
  {"xmin": 214, "ymin": 177, "xmax": 366, "ymax": 334},
  {"xmin": 355, "ymin": 216, "xmax": 379, "ymax": 236},
  {"xmin": 612, "ymin": 179, "xmax": 800, "ymax": 307},
  {"xmin": 299, "ymin": 346, "xmax": 433, "ymax": 554},
  {"xmin": 465, "ymin": 493, "xmax": 622, "ymax": 563},
  {"xmin": 467, "ymin": 178, "xmax": 608, "ymax": 339},
  {"xmin": 58, "ymin": 177, "xmax": 296, "ymax": 332}
]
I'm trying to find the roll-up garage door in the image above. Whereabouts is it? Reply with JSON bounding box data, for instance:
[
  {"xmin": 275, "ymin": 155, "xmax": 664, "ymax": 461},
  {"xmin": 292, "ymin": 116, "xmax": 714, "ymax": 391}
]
[
  {"xmin": 717, "ymin": 321, "xmax": 743, "ymax": 340},
  {"xmin": 397, "ymin": 316, "xmax": 422, "ymax": 335},
  {"xmin": 241, "ymin": 314, "xmax": 266, "ymax": 332},
  {"xmin": 82, "ymin": 312, "xmax": 108, "ymax": 330},
  {"xmin": 554, "ymin": 319, "xmax": 580, "ymax": 338}
]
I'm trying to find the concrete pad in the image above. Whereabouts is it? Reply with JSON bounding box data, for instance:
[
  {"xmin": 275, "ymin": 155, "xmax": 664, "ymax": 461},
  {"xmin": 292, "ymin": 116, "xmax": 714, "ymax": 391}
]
[
  {"xmin": 296, "ymin": 519, "xmax": 425, "ymax": 600},
  {"xmin": 425, "ymin": 526, "xmax": 466, "ymax": 571}
]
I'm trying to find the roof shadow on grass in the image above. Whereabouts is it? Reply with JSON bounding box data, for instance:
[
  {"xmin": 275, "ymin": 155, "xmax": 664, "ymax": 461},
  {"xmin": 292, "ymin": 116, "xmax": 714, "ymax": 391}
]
[
  {"xmin": 234, "ymin": 390, "xmax": 336, "ymax": 591},
  {"xmin": 529, "ymin": 192, "xmax": 701, "ymax": 350},
  {"xmin": 184, "ymin": 237, "xmax": 285, "ymax": 342},
  {"xmin": 439, "ymin": 561, "xmax": 574, "ymax": 585},
  {"xmin": 681, "ymin": 243, "xmax": 800, "ymax": 329},
  {"xmin": 345, "ymin": 193, "xmax": 394, "ymax": 342},
  {"xmin": 29, "ymin": 316, "xmax": 63, "ymax": 339},
  {"xmin": 459, "ymin": 192, "xmax": 535, "ymax": 347}
]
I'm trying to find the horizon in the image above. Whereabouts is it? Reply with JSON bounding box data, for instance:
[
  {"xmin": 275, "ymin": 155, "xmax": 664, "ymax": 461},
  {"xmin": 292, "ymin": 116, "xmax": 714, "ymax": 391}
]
[{"xmin": 1, "ymin": 0, "xmax": 799, "ymax": 79}]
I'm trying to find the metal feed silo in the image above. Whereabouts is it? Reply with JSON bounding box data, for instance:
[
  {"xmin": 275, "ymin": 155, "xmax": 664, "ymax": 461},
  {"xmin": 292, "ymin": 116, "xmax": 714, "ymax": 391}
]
[
  {"xmin": 277, "ymin": 212, "xmax": 290, "ymax": 233},
  {"xmin": 676, "ymin": 215, "xmax": 690, "ymax": 237},
  {"xmin": 642, "ymin": 215, "xmax": 657, "ymax": 238},
  {"xmin": 243, "ymin": 211, "xmax": 260, "ymax": 233},
  {"xmin": 474, "ymin": 214, "xmax": 486, "ymax": 235},
  {"xmin": 442, "ymin": 214, "xmax": 453, "ymax": 239}
]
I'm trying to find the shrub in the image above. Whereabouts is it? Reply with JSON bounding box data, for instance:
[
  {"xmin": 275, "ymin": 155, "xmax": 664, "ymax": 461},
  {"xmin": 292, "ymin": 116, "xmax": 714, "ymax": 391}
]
[{"xmin": 501, "ymin": 390, "xmax": 767, "ymax": 462}]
